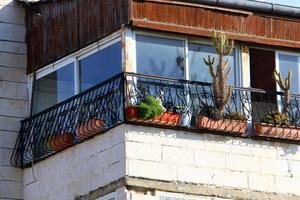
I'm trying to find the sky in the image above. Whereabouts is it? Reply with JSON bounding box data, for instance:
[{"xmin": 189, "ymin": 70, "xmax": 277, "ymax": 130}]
[{"xmin": 259, "ymin": 0, "xmax": 300, "ymax": 7}]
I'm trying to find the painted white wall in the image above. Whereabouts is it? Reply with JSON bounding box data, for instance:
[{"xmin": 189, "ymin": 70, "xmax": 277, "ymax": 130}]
[
  {"xmin": 23, "ymin": 127, "xmax": 126, "ymax": 200},
  {"xmin": 23, "ymin": 124, "xmax": 300, "ymax": 199},
  {"xmin": 0, "ymin": 0, "xmax": 27, "ymax": 199},
  {"xmin": 125, "ymin": 125, "xmax": 300, "ymax": 196}
]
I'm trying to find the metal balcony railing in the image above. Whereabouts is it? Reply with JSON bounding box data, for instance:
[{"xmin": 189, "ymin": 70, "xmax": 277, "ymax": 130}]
[{"xmin": 11, "ymin": 73, "xmax": 300, "ymax": 168}]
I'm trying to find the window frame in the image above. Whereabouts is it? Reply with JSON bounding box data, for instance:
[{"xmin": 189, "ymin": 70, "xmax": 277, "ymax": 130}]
[
  {"xmin": 133, "ymin": 30, "xmax": 242, "ymax": 86},
  {"xmin": 95, "ymin": 192, "xmax": 115, "ymax": 200},
  {"xmin": 275, "ymin": 50, "xmax": 300, "ymax": 94},
  {"xmin": 28, "ymin": 31, "xmax": 122, "ymax": 112}
]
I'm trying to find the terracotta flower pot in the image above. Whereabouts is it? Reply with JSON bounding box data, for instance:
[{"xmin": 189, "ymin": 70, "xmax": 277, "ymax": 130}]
[
  {"xmin": 255, "ymin": 123, "xmax": 300, "ymax": 140},
  {"xmin": 47, "ymin": 132, "xmax": 74, "ymax": 151},
  {"xmin": 76, "ymin": 118, "xmax": 105, "ymax": 140},
  {"xmin": 197, "ymin": 116, "xmax": 247, "ymax": 134},
  {"xmin": 126, "ymin": 106, "xmax": 139, "ymax": 121},
  {"xmin": 142, "ymin": 111, "xmax": 180, "ymax": 126}
]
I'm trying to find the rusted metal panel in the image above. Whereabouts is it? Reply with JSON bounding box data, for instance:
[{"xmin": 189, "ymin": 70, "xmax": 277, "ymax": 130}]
[
  {"xmin": 131, "ymin": 0, "xmax": 300, "ymax": 50},
  {"xmin": 26, "ymin": 0, "xmax": 129, "ymax": 73}
]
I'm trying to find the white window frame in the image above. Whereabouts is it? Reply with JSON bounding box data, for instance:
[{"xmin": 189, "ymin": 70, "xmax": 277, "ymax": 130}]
[
  {"xmin": 156, "ymin": 191, "xmax": 217, "ymax": 200},
  {"xmin": 132, "ymin": 30, "xmax": 242, "ymax": 86},
  {"xmin": 27, "ymin": 31, "xmax": 122, "ymax": 111},
  {"xmin": 275, "ymin": 50, "xmax": 300, "ymax": 94}
]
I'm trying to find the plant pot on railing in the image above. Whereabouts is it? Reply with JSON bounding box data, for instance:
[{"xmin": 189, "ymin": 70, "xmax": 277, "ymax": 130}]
[
  {"xmin": 197, "ymin": 106, "xmax": 248, "ymax": 135},
  {"xmin": 125, "ymin": 106, "xmax": 139, "ymax": 121},
  {"xmin": 47, "ymin": 132, "xmax": 74, "ymax": 151},
  {"xmin": 255, "ymin": 112, "xmax": 300, "ymax": 140},
  {"xmin": 130, "ymin": 96, "xmax": 181, "ymax": 126},
  {"xmin": 76, "ymin": 118, "xmax": 105, "ymax": 140}
]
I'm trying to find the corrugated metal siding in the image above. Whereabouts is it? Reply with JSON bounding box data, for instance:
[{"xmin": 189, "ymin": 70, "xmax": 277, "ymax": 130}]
[
  {"xmin": 26, "ymin": 0, "xmax": 129, "ymax": 73},
  {"xmin": 131, "ymin": 1, "xmax": 300, "ymax": 49}
]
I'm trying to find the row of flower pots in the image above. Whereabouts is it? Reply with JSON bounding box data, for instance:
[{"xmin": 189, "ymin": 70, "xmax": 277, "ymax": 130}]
[
  {"xmin": 126, "ymin": 105, "xmax": 300, "ymax": 140},
  {"xmin": 47, "ymin": 118, "xmax": 105, "ymax": 151}
]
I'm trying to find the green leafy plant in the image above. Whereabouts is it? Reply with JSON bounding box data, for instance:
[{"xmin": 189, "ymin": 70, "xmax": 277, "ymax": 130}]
[
  {"xmin": 138, "ymin": 96, "xmax": 164, "ymax": 120},
  {"xmin": 261, "ymin": 112, "xmax": 289, "ymax": 126},
  {"xmin": 204, "ymin": 31, "xmax": 234, "ymax": 116}
]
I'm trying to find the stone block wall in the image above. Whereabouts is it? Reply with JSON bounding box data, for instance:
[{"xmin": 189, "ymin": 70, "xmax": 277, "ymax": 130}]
[{"xmin": 0, "ymin": 0, "xmax": 27, "ymax": 199}]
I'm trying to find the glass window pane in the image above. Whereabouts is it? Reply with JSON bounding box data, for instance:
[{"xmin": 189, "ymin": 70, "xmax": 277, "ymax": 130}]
[
  {"xmin": 188, "ymin": 43, "xmax": 235, "ymax": 84},
  {"xmin": 136, "ymin": 35, "xmax": 185, "ymax": 79},
  {"xmin": 33, "ymin": 63, "xmax": 75, "ymax": 114},
  {"xmin": 278, "ymin": 54, "xmax": 299, "ymax": 94},
  {"xmin": 79, "ymin": 41, "xmax": 122, "ymax": 91}
]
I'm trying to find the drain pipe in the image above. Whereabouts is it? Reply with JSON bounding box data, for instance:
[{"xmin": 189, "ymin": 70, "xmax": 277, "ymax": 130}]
[{"xmin": 183, "ymin": 0, "xmax": 300, "ymax": 18}]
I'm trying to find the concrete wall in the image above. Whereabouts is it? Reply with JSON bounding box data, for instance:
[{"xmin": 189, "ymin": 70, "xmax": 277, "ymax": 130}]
[
  {"xmin": 0, "ymin": 0, "xmax": 27, "ymax": 199},
  {"xmin": 24, "ymin": 127, "xmax": 126, "ymax": 200},
  {"xmin": 125, "ymin": 125, "xmax": 300, "ymax": 197},
  {"xmin": 23, "ymin": 124, "xmax": 300, "ymax": 199}
]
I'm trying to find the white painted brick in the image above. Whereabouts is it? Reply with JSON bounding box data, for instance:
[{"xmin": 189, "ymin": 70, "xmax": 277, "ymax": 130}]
[
  {"xmin": 212, "ymin": 169, "xmax": 248, "ymax": 189},
  {"xmin": 0, "ymin": 180, "xmax": 23, "ymax": 199},
  {"xmin": 177, "ymin": 165, "xmax": 214, "ymax": 185},
  {"xmin": 126, "ymin": 141, "xmax": 161, "ymax": 162},
  {"xmin": 226, "ymin": 154, "xmax": 260, "ymax": 173},
  {"xmin": 0, "ymin": 22, "xmax": 25, "ymax": 42},
  {"xmin": 0, "ymin": 5, "xmax": 25, "ymax": 25},
  {"xmin": 127, "ymin": 159, "xmax": 177, "ymax": 181},
  {"xmin": 0, "ymin": 116, "xmax": 21, "ymax": 131},
  {"xmin": 0, "ymin": 81, "xmax": 17, "ymax": 99},
  {"xmin": 162, "ymin": 145, "xmax": 193, "ymax": 165},
  {"xmin": 205, "ymin": 136, "xmax": 232, "ymax": 153},
  {"xmin": 194, "ymin": 150, "xmax": 226, "ymax": 169},
  {"xmin": 277, "ymin": 144, "xmax": 300, "ymax": 161},
  {"xmin": 275, "ymin": 176, "xmax": 300, "ymax": 195},
  {"xmin": 0, "ymin": 131, "xmax": 18, "ymax": 148},
  {"xmin": 248, "ymin": 173, "xmax": 275, "ymax": 192},
  {"xmin": 261, "ymin": 157, "xmax": 290, "ymax": 176},
  {"xmin": 109, "ymin": 142, "xmax": 125, "ymax": 165},
  {"xmin": 0, "ymin": 66, "xmax": 26, "ymax": 83},
  {"xmin": 0, "ymin": 98, "xmax": 28, "ymax": 117},
  {"xmin": 290, "ymin": 160, "xmax": 300, "ymax": 178},
  {"xmin": 0, "ymin": 52, "xmax": 26, "ymax": 69},
  {"xmin": 16, "ymin": 82, "xmax": 28, "ymax": 100},
  {"xmin": 0, "ymin": 40, "xmax": 26, "ymax": 54},
  {"xmin": 0, "ymin": 166, "xmax": 22, "ymax": 182}
]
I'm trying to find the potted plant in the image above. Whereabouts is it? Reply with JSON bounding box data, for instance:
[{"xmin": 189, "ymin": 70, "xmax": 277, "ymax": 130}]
[
  {"xmin": 76, "ymin": 118, "xmax": 105, "ymax": 140},
  {"xmin": 47, "ymin": 132, "xmax": 74, "ymax": 151},
  {"xmin": 196, "ymin": 31, "xmax": 247, "ymax": 134},
  {"xmin": 255, "ymin": 70, "xmax": 300, "ymax": 140},
  {"xmin": 138, "ymin": 96, "xmax": 180, "ymax": 126},
  {"xmin": 125, "ymin": 105, "xmax": 139, "ymax": 121},
  {"xmin": 197, "ymin": 105, "xmax": 248, "ymax": 134}
]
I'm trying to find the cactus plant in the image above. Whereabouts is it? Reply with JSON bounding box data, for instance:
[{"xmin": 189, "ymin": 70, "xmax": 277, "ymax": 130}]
[
  {"xmin": 204, "ymin": 31, "xmax": 234, "ymax": 116},
  {"xmin": 273, "ymin": 69, "xmax": 292, "ymax": 113}
]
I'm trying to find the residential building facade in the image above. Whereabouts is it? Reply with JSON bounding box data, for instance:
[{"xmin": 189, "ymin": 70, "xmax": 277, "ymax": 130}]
[{"xmin": 1, "ymin": 0, "xmax": 300, "ymax": 199}]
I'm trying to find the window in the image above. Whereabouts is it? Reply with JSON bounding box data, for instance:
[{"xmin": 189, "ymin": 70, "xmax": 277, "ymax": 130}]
[
  {"xmin": 136, "ymin": 34, "xmax": 185, "ymax": 79},
  {"xmin": 135, "ymin": 33, "xmax": 239, "ymax": 85},
  {"xmin": 188, "ymin": 43, "xmax": 236, "ymax": 84},
  {"xmin": 79, "ymin": 41, "xmax": 122, "ymax": 91},
  {"xmin": 277, "ymin": 53, "xmax": 300, "ymax": 94},
  {"xmin": 32, "ymin": 63, "xmax": 75, "ymax": 114},
  {"xmin": 31, "ymin": 37, "xmax": 121, "ymax": 114}
]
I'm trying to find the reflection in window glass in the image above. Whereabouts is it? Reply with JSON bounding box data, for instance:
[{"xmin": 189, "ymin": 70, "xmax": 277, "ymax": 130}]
[
  {"xmin": 79, "ymin": 42, "xmax": 122, "ymax": 91},
  {"xmin": 136, "ymin": 35, "xmax": 185, "ymax": 79},
  {"xmin": 278, "ymin": 54, "xmax": 299, "ymax": 94},
  {"xmin": 32, "ymin": 63, "xmax": 75, "ymax": 114},
  {"xmin": 188, "ymin": 43, "xmax": 235, "ymax": 84}
]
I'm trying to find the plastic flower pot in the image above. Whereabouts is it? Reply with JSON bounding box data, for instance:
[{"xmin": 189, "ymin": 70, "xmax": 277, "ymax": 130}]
[{"xmin": 141, "ymin": 111, "xmax": 180, "ymax": 126}]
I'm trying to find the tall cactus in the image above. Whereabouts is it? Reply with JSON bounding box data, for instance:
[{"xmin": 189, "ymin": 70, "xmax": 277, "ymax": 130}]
[
  {"xmin": 273, "ymin": 69, "xmax": 292, "ymax": 113},
  {"xmin": 204, "ymin": 31, "xmax": 234, "ymax": 116}
]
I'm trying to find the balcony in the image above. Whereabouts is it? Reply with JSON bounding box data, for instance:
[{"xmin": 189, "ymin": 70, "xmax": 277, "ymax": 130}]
[{"xmin": 11, "ymin": 73, "xmax": 300, "ymax": 168}]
